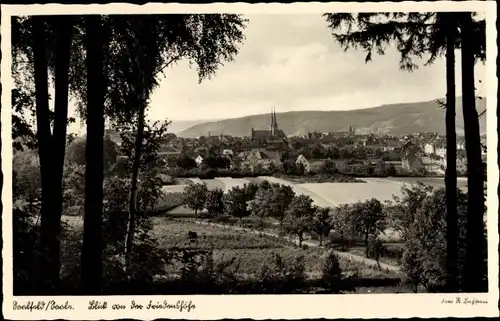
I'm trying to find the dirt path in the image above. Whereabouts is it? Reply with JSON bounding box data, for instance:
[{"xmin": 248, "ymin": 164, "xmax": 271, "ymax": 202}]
[{"xmin": 194, "ymin": 220, "xmax": 401, "ymax": 272}]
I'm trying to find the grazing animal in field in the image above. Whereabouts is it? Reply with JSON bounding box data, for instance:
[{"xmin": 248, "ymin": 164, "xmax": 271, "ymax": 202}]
[{"xmin": 188, "ymin": 231, "xmax": 198, "ymax": 245}]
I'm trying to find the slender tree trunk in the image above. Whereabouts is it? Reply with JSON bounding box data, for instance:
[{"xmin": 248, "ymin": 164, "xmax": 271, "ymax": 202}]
[
  {"xmin": 460, "ymin": 12, "xmax": 487, "ymax": 293},
  {"xmin": 82, "ymin": 15, "xmax": 105, "ymax": 294},
  {"xmin": 125, "ymin": 20, "xmax": 148, "ymax": 268},
  {"xmin": 33, "ymin": 16, "xmax": 73, "ymax": 293},
  {"xmin": 319, "ymin": 234, "xmax": 323, "ymax": 246},
  {"xmin": 364, "ymin": 232, "xmax": 369, "ymax": 256},
  {"xmin": 32, "ymin": 16, "xmax": 54, "ymax": 292},
  {"xmin": 444, "ymin": 13, "xmax": 459, "ymax": 293},
  {"xmin": 125, "ymin": 101, "xmax": 145, "ymax": 267}
]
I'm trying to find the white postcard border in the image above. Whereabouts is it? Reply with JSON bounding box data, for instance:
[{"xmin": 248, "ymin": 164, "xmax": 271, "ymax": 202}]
[{"xmin": 1, "ymin": 1, "xmax": 499, "ymax": 320}]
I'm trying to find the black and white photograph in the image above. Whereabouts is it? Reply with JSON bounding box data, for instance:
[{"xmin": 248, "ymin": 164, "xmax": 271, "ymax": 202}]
[{"xmin": 2, "ymin": 1, "xmax": 498, "ymax": 319}]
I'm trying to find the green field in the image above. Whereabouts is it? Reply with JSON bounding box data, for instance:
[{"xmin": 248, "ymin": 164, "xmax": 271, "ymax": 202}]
[{"xmin": 150, "ymin": 217, "xmax": 399, "ymax": 280}]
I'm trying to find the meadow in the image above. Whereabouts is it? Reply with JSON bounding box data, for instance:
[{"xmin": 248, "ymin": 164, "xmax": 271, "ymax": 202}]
[{"xmin": 149, "ymin": 217, "xmax": 401, "ymax": 281}]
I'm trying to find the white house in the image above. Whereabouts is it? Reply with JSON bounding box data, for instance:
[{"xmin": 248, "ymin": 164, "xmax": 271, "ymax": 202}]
[
  {"xmin": 295, "ymin": 154, "xmax": 311, "ymax": 172},
  {"xmin": 435, "ymin": 147, "xmax": 446, "ymax": 159},
  {"xmin": 195, "ymin": 155, "xmax": 204, "ymax": 166},
  {"xmin": 424, "ymin": 143, "xmax": 435, "ymax": 155}
]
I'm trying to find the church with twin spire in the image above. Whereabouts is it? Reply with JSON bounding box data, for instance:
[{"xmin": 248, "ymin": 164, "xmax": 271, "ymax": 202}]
[{"xmin": 250, "ymin": 106, "xmax": 287, "ymax": 141}]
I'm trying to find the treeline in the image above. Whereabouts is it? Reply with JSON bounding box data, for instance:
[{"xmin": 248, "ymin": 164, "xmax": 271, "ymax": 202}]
[
  {"xmin": 11, "ymin": 14, "xmax": 248, "ymax": 295},
  {"xmin": 183, "ymin": 180, "xmax": 487, "ymax": 293},
  {"xmin": 169, "ymin": 155, "xmax": 430, "ymax": 180}
]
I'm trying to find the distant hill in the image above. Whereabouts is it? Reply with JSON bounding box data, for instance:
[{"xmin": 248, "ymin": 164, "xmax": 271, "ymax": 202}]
[
  {"xmin": 168, "ymin": 119, "xmax": 221, "ymax": 134},
  {"xmin": 177, "ymin": 98, "xmax": 487, "ymax": 138}
]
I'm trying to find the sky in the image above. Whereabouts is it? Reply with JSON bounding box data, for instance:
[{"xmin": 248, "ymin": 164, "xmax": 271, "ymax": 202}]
[{"xmin": 67, "ymin": 14, "xmax": 486, "ymax": 133}]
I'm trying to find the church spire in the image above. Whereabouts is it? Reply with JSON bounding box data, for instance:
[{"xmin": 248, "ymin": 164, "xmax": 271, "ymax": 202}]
[
  {"xmin": 273, "ymin": 107, "xmax": 278, "ymax": 130},
  {"xmin": 270, "ymin": 106, "xmax": 275, "ymax": 136}
]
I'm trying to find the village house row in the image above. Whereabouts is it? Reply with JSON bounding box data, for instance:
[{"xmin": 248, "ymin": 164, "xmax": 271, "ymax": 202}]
[{"xmin": 106, "ymin": 109, "xmax": 486, "ymax": 175}]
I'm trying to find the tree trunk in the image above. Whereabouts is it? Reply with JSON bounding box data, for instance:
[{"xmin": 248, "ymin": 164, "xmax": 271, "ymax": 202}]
[
  {"xmin": 194, "ymin": 208, "xmax": 198, "ymax": 220},
  {"xmin": 460, "ymin": 12, "xmax": 487, "ymax": 293},
  {"xmin": 444, "ymin": 13, "xmax": 459, "ymax": 293},
  {"xmin": 125, "ymin": 21, "xmax": 147, "ymax": 269},
  {"xmin": 33, "ymin": 16, "xmax": 73, "ymax": 293},
  {"xmin": 124, "ymin": 100, "xmax": 145, "ymax": 268},
  {"xmin": 364, "ymin": 232, "xmax": 369, "ymax": 256},
  {"xmin": 319, "ymin": 234, "xmax": 323, "ymax": 246},
  {"xmin": 82, "ymin": 15, "xmax": 105, "ymax": 294},
  {"xmin": 340, "ymin": 232, "xmax": 344, "ymax": 251},
  {"xmin": 298, "ymin": 234, "xmax": 303, "ymax": 247}
]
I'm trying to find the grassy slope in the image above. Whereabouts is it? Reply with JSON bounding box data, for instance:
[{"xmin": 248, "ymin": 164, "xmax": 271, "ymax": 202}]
[
  {"xmin": 150, "ymin": 218, "xmax": 397, "ymax": 280},
  {"xmin": 177, "ymin": 97, "xmax": 486, "ymax": 137}
]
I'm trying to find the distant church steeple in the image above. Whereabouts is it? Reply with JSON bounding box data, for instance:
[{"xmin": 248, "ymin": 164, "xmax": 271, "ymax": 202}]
[
  {"xmin": 273, "ymin": 107, "xmax": 278, "ymax": 131},
  {"xmin": 270, "ymin": 106, "xmax": 279, "ymax": 137}
]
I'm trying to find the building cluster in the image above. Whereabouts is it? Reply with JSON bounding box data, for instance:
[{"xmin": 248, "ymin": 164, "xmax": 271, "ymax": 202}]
[{"xmin": 108, "ymin": 108, "xmax": 483, "ymax": 175}]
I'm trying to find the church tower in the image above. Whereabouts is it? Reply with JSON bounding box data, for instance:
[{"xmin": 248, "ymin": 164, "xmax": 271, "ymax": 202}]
[
  {"xmin": 273, "ymin": 107, "xmax": 279, "ymax": 132},
  {"xmin": 270, "ymin": 106, "xmax": 276, "ymax": 136},
  {"xmin": 270, "ymin": 106, "xmax": 279, "ymax": 137}
]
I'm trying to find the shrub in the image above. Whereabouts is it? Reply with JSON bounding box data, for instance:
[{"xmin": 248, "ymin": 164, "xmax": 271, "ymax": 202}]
[
  {"xmin": 321, "ymin": 250, "xmax": 342, "ymax": 293},
  {"xmin": 155, "ymin": 192, "xmax": 185, "ymax": 213},
  {"xmin": 366, "ymin": 235, "xmax": 384, "ymax": 267},
  {"xmin": 258, "ymin": 253, "xmax": 306, "ymax": 293}
]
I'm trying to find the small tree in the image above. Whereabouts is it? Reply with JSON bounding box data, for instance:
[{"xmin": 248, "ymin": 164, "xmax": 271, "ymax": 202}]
[
  {"xmin": 330, "ymin": 204, "xmax": 357, "ymax": 250},
  {"xmin": 351, "ymin": 198, "xmax": 386, "ymax": 255},
  {"xmin": 270, "ymin": 184, "xmax": 296, "ymax": 226},
  {"xmin": 311, "ymin": 207, "xmax": 332, "ymax": 246},
  {"xmin": 387, "ymin": 164, "xmax": 397, "ymax": 176},
  {"xmin": 319, "ymin": 159, "xmax": 337, "ymax": 175},
  {"xmin": 321, "ymin": 250, "xmax": 342, "ymax": 293},
  {"xmin": 402, "ymin": 187, "xmax": 473, "ymax": 292},
  {"xmin": 374, "ymin": 161, "xmax": 388, "ymax": 177},
  {"xmin": 366, "ymin": 235, "xmax": 384, "ymax": 268},
  {"xmin": 243, "ymin": 182, "xmax": 259, "ymax": 200},
  {"xmin": 388, "ymin": 182, "xmax": 434, "ymax": 242},
  {"xmin": 177, "ymin": 154, "xmax": 197, "ymax": 170},
  {"xmin": 247, "ymin": 188, "xmax": 273, "ymax": 235},
  {"xmin": 224, "ymin": 184, "xmax": 256, "ymax": 225},
  {"xmin": 258, "ymin": 180, "xmax": 271, "ymax": 191},
  {"xmin": 283, "ymin": 195, "xmax": 315, "ymax": 247},
  {"xmin": 402, "ymin": 237, "xmax": 425, "ymax": 293},
  {"xmin": 205, "ymin": 188, "xmax": 225, "ymax": 218},
  {"xmin": 65, "ymin": 135, "xmax": 118, "ymax": 175},
  {"xmin": 183, "ymin": 182, "xmax": 208, "ymax": 220}
]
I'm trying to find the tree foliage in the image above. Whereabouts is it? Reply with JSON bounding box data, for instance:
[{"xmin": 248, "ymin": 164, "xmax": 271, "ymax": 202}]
[
  {"xmin": 183, "ymin": 182, "xmax": 209, "ymax": 219},
  {"xmin": 323, "ymin": 12, "xmax": 485, "ymax": 71},
  {"xmin": 224, "ymin": 183, "xmax": 258, "ymax": 224},
  {"xmin": 283, "ymin": 195, "xmax": 316, "ymax": 247},
  {"xmin": 65, "ymin": 135, "xmax": 118, "ymax": 174},
  {"xmin": 311, "ymin": 207, "xmax": 332, "ymax": 246},
  {"xmin": 330, "ymin": 204, "xmax": 357, "ymax": 250},
  {"xmin": 247, "ymin": 188, "xmax": 273, "ymax": 234},
  {"xmin": 401, "ymin": 186, "xmax": 487, "ymax": 292},
  {"xmin": 387, "ymin": 182, "xmax": 434, "ymax": 242},
  {"xmin": 351, "ymin": 198, "xmax": 386, "ymax": 252},
  {"xmin": 205, "ymin": 188, "xmax": 225, "ymax": 218}
]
